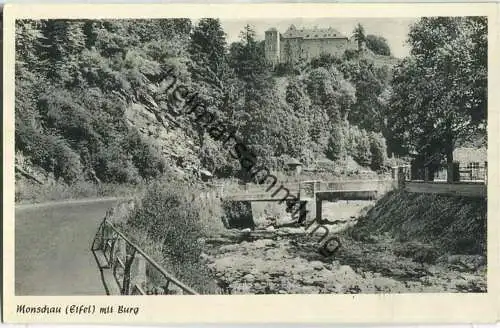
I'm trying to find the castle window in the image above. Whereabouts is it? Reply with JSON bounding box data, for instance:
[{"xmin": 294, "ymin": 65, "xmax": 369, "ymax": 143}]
[
  {"xmin": 306, "ymin": 34, "xmax": 309, "ymax": 37},
  {"xmin": 315, "ymin": 34, "xmax": 318, "ymax": 37}
]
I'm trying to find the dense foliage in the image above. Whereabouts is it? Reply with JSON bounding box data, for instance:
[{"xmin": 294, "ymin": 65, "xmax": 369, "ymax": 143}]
[
  {"xmin": 15, "ymin": 19, "xmax": 187, "ymax": 183},
  {"xmin": 365, "ymin": 34, "xmax": 391, "ymax": 56},
  {"xmin": 126, "ymin": 180, "xmax": 223, "ymax": 293},
  {"xmin": 16, "ymin": 17, "xmax": 485, "ymax": 186},
  {"xmin": 388, "ymin": 17, "xmax": 487, "ymax": 180}
]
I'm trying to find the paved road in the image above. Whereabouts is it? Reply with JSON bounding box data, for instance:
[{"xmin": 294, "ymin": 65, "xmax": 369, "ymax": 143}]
[{"xmin": 15, "ymin": 198, "xmax": 123, "ymax": 295}]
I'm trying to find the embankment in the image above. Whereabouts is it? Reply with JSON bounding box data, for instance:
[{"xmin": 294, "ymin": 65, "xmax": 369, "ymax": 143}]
[{"xmin": 346, "ymin": 189, "xmax": 487, "ymax": 256}]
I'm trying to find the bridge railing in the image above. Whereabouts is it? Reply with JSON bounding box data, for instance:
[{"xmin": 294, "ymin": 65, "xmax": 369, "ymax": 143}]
[{"xmin": 92, "ymin": 219, "xmax": 198, "ymax": 295}]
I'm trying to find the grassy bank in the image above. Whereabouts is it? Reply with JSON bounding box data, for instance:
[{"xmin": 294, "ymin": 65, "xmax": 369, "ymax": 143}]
[
  {"xmin": 110, "ymin": 178, "xmax": 227, "ymax": 294},
  {"xmin": 344, "ymin": 189, "xmax": 487, "ymax": 257},
  {"xmin": 15, "ymin": 179, "xmax": 145, "ymax": 204}
]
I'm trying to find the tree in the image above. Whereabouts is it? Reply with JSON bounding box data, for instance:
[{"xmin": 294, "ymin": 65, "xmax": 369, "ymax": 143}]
[
  {"xmin": 388, "ymin": 17, "xmax": 487, "ymax": 182},
  {"xmin": 189, "ymin": 18, "xmax": 227, "ymax": 77},
  {"xmin": 305, "ymin": 66, "xmax": 356, "ymax": 122},
  {"xmin": 353, "ymin": 23, "xmax": 366, "ymax": 50},
  {"xmin": 341, "ymin": 58, "xmax": 390, "ymax": 132},
  {"xmin": 365, "ymin": 34, "xmax": 391, "ymax": 56},
  {"xmin": 41, "ymin": 20, "xmax": 86, "ymax": 84},
  {"xmin": 188, "ymin": 18, "xmax": 235, "ymax": 152}
]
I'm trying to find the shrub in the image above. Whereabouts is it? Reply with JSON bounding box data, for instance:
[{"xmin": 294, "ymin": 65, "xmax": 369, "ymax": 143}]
[
  {"xmin": 45, "ymin": 134, "xmax": 83, "ymax": 183},
  {"xmin": 369, "ymin": 131, "xmax": 388, "ymax": 171},
  {"xmin": 127, "ymin": 179, "xmax": 225, "ymax": 261},
  {"xmin": 326, "ymin": 124, "xmax": 346, "ymax": 161},
  {"xmin": 120, "ymin": 225, "xmax": 219, "ymax": 294},
  {"xmin": 127, "ymin": 181, "xmax": 202, "ymax": 263},
  {"xmin": 95, "ymin": 142, "xmax": 141, "ymax": 183},
  {"xmin": 124, "ymin": 180, "xmax": 225, "ymax": 294},
  {"xmin": 365, "ymin": 34, "xmax": 391, "ymax": 56},
  {"xmin": 16, "ymin": 123, "xmax": 83, "ymax": 184},
  {"xmin": 122, "ymin": 129, "xmax": 167, "ymax": 180},
  {"xmin": 221, "ymin": 200, "xmax": 254, "ymax": 229},
  {"xmin": 354, "ymin": 129, "xmax": 372, "ymax": 167}
]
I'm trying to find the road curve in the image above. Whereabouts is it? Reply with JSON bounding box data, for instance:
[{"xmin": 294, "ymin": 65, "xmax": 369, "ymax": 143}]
[{"xmin": 15, "ymin": 198, "xmax": 124, "ymax": 295}]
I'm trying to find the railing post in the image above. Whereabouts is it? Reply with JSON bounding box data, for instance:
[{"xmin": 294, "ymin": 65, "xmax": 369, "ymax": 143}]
[
  {"xmin": 100, "ymin": 221, "xmax": 109, "ymax": 250},
  {"xmin": 130, "ymin": 253, "xmax": 147, "ymax": 293},
  {"xmin": 113, "ymin": 238, "xmax": 126, "ymax": 275},
  {"xmin": 121, "ymin": 248, "xmax": 136, "ymax": 295},
  {"xmin": 109, "ymin": 233, "xmax": 118, "ymax": 264}
]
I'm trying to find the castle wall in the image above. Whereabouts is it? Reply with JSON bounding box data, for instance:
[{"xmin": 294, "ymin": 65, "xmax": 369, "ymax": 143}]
[
  {"xmin": 279, "ymin": 38, "xmax": 302, "ymax": 63},
  {"xmin": 279, "ymin": 37, "xmax": 355, "ymax": 63},
  {"xmin": 265, "ymin": 26, "xmax": 360, "ymax": 64},
  {"xmin": 300, "ymin": 38, "xmax": 349, "ymax": 59}
]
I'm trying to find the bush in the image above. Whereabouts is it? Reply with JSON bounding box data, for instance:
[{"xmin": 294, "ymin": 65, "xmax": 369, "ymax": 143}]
[
  {"xmin": 122, "ymin": 129, "xmax": 167, "ymax": 180},
  {"xmin": 124, "ymin": 180, "xmax": 225, "ymax": 294},
  {"xmin": 120, "ymin": 225, "xmax": 219, "ymax": 294},
  {"xmin": 354, "ymin": 129, "xmax": 372, "ymax": 167},
  {"xmin": 343, "ymin": 49, "xmax": 360, "ymax": 61},
  {"xmin": 15, "ymin": 122, "xmax": 82, "ymax": 184},
  {"xmin": 326, "ymin": 124, "xmax": 346, "ymax": 161},
  {"xmin": 95, "ymin": 143, "xmax": 141, "ymax": 183},
  {"xmin": 221, "ymin": 200, "xmax": 254, "ymax": 229},
  {"xmin": 127, "ymin": 179, "xmax": 226, "ymax": 258},
  {"xmin": 45, "ymin": 134, "xmax": 83, "ymax": 183},
  {"xmin": 127, "ymin": 181, "xmax": 203, "ymax": 263},
  {"xmin": 365, "ymin": 34, "xmax": 391, "ymax": 56},
  {"xmin": 369, "ymin": 132, "xmax": 388, "ymax": 171}
]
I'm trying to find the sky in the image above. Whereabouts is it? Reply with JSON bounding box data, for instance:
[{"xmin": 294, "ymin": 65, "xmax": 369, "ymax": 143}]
[{"xmin": 219, "ymin": 17, "xmax": 419, "ymax": 58}]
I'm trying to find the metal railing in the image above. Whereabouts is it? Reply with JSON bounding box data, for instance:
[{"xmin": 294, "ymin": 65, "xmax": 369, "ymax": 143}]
[{"xmin": 92, "ymin": 219, "xmax": 198, "ymax": 295}]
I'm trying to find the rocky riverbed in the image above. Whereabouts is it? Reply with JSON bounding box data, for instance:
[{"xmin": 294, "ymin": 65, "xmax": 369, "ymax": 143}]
[
  {"xmin": 201, "ymin": 232, "xmax": 486, "ymax": 294},
  {"xmin": 200, "ymin": 201, "xmax": 486, "ymax": 294}
]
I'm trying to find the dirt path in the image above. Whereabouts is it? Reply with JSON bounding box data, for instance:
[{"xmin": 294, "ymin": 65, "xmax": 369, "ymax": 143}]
[{"xmin": 15, "ymin": 198, "xmax": 122, "ymax": 295}]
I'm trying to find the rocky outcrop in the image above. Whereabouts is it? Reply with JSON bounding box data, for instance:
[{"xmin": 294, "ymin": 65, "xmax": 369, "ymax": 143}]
[{"xmin": 125, "ymin": 103, "xmax": 202, "ymax": 178}]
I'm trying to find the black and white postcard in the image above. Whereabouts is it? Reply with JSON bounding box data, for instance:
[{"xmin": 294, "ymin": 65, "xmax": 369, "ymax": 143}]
[{"xmin": 3, "ymin": 2, "xmax": 499, "ymax": 324}]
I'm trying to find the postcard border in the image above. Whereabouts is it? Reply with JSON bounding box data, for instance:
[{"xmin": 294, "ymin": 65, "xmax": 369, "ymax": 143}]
[{"xmin": 3, "ymin": 2, "xmax": 500, "ymax": 324}]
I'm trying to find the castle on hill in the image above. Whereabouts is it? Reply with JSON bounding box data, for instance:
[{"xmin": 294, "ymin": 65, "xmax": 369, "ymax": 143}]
[{"xmin": 264, "ymin": 24, "xmax": 358, "ymax": 65}]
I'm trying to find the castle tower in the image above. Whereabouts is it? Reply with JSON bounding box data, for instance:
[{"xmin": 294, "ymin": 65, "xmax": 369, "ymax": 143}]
[{"xmin": 265, "ymin": 28, "xmax": 280, "ymax": 65}]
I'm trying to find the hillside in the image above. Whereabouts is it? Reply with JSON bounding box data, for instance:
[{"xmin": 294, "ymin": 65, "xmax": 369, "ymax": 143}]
[{"xmin": 15, "ymin": 19, "xmax": 401, "ymax": 201}]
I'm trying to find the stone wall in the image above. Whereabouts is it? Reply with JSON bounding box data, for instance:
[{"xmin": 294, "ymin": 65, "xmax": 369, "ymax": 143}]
[{"xmin": 278, "ymin": 37, "xmax": 357, "ymax": 64}]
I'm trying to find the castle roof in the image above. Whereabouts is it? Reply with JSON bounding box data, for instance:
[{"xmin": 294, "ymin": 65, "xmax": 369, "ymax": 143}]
[{"xmin": 281, "ymin": 24, "xmax": 347, "ymax": 40}]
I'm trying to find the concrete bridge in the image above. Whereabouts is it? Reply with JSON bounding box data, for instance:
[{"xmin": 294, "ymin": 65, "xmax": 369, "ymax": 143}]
[{"xmin": 219, "ymin": 178, "xmax": 399, "ymax": 223}]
